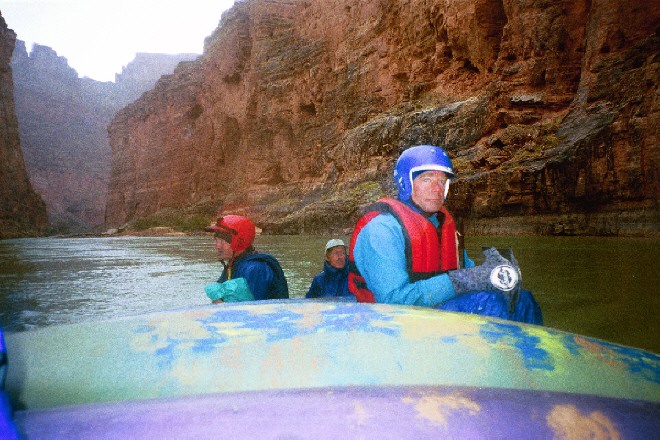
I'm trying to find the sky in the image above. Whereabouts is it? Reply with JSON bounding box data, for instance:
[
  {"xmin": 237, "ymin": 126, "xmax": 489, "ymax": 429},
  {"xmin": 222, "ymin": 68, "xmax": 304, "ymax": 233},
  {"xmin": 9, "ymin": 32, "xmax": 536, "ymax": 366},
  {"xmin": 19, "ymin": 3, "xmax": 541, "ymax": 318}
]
[{"xmin": 1, "ymin": 0, "xmax": 236, "ymax": 82}]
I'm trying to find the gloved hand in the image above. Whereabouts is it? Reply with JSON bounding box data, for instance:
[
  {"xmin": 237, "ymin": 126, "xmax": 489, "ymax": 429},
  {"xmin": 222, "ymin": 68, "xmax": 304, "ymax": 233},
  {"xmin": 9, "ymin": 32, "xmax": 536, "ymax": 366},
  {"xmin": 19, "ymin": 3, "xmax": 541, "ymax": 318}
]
[
  {"xmin": 447, "ymin": 247, "xmax": 521, "ymax": 311},
  {"xmin": 204, "ymin": 278, "xmax": 255, "ymax": 303}
]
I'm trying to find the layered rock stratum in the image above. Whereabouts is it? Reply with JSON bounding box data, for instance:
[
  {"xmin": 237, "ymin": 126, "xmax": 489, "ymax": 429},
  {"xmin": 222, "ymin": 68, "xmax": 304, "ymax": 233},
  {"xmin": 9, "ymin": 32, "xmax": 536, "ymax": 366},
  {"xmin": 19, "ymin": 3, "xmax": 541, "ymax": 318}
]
[
  {"xmin": 0, "ymin": 13, "xmax": 47, "ymax": 239},
  {"xmin": 106, "ymin": 0, "xmax": 658, "ymax": 236},
  {"xmin": 10, "ymin": 39, "xmax": 198, "ymax": 233}
]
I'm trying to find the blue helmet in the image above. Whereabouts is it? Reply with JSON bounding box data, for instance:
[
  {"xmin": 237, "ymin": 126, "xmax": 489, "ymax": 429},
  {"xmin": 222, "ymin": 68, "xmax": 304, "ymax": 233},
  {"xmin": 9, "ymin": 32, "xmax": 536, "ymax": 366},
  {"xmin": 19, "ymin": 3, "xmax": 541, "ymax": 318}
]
[{"xmin": 394, "ymin": 145, "xmax": 455, "ymax": 201}]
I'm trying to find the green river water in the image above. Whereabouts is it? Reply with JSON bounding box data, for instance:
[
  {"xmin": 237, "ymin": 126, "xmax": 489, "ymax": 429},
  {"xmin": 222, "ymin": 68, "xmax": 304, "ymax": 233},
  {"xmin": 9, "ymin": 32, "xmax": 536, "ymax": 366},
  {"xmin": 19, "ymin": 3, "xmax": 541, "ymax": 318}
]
[{"xmin": 0, "ymin": 235, "xmax": 657, "ymax": 353}]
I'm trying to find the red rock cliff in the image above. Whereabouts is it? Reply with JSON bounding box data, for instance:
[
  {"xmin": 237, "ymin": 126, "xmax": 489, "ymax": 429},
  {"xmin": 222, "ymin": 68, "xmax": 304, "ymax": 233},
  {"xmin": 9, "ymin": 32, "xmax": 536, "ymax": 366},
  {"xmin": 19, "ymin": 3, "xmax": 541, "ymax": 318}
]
[
  {"xmin": 106, "ymin": 0, "xmax": 659, "ymax": 236},
  {"xmin": 11, "ymin": 41, "xmax": 199, "ymax": 234},
  {"xmin": 0, "ymin": 13, "xmax": 47, "ymax": 238}
]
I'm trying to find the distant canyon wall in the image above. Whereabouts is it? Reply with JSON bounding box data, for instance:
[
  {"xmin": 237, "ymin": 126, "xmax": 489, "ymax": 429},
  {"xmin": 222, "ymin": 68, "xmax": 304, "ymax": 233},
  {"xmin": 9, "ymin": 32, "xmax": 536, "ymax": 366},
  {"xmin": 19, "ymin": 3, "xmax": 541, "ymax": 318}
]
[
  {"xmin": 10, "ymin": 40, "xmax": 197, "ymax": 233},
  {"xmin": 0, "ymin": 13, "xmax": 47, "ymax": 239},
  {"xmin": 106, "ymin": 0, "xmax": 659, "ymax": 236}
]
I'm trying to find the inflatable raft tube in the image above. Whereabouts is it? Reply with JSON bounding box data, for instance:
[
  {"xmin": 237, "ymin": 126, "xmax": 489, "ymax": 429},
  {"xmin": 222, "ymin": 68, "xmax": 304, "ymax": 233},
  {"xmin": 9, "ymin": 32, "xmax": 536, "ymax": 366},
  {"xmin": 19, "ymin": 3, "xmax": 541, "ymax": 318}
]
[
  {"xmin": 12, "ymin": 385, "xmax": 660, "ymax": 438},
  {"xmin": 3, "ymin": 300, "xmax": 659, "ymax": 437}
]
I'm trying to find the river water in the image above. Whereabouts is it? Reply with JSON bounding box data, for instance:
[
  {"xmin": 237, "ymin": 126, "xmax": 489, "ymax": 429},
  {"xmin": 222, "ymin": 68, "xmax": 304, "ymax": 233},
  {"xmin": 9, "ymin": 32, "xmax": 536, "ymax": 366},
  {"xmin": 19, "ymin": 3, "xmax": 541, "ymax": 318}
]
[{"xmin": 0, "ymin": 235, "xmax": 657, "ymax": 353}]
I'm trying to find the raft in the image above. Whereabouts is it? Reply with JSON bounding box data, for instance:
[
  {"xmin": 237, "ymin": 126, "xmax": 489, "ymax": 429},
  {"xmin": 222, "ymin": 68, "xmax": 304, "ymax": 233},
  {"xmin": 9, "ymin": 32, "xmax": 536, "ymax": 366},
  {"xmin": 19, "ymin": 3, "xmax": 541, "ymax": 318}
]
[{"xmin": 3, "ymin": 300, "xmax": 659, "ymax": 438}]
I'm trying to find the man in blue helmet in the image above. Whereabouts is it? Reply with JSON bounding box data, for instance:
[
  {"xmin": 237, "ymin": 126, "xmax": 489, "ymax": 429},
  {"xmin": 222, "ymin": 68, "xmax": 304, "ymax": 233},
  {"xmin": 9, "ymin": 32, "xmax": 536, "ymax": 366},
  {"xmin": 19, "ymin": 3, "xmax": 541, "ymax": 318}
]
[{"xmin": 348, "ymin": 145, "xmax": 542, "ymax": 324}]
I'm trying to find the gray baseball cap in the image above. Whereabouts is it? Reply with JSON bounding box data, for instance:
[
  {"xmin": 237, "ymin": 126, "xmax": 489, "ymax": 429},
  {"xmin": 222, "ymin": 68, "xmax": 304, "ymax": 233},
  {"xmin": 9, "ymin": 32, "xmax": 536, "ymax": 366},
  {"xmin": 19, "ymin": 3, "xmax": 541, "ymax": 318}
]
[{"xmin": 325, "ymin": 239, "xmax": 346, "ymax": 252}]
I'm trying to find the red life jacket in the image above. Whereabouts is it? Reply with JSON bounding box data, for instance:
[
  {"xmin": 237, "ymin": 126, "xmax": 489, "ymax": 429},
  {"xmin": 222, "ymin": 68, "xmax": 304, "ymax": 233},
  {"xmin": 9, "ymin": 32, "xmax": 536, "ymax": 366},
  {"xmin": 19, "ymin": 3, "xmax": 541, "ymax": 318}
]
[{"xmin": 348, "ymin": 198, "xmax": 459, "ymax": 303}]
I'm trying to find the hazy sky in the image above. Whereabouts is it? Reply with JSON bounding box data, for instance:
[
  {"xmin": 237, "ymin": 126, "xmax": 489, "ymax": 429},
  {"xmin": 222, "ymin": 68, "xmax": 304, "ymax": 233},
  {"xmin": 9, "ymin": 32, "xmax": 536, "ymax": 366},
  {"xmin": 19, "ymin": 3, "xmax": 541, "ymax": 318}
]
[{"xmin": 1, "ymin": 0, "xmax": 235, "ymax": 82}]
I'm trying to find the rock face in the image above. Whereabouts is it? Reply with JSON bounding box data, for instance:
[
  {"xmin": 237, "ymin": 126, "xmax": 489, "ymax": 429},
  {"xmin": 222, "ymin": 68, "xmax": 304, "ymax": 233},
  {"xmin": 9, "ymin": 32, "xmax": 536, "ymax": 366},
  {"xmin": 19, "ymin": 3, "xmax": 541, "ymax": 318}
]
[
  {"xmin": 114, "ymin": 52, "xmax": 198, "ymax": 108},
  {"xmin": 106, "ymin": 0, "xmax": 659, "ymax": 236},
  {"xmin": 0, "ymin": 13, "xmax": 47, "ymax": 239},
  {"xmin": 11, "ymin": 41, "xmax": 198, "ymax": 233},
  {"xmin": 12, "ymin": 41, "xmax": 113, "ymax": 233}
]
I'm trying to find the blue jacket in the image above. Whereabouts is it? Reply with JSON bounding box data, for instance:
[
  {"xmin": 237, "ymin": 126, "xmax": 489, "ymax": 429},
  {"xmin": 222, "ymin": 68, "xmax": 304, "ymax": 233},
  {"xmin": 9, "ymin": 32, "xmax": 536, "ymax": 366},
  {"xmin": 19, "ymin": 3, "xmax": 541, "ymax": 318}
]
[
  {"xmin": 218, "ymin": 252, "xmax": 289, "ymax": 300},
  {"xmin": 352, "ymin": 201, "xmax": 542, "ymax": 324},
  {"xmin": 1, "ymin": 326, "xmax": 19, "ymax": 439},
  {"xmin": 352, "ymin": 207, "xmax": 456, "ymax": 306},
  {"xmin": 306, "ymin": 261, "xmax": 351, "ymax": 298}
]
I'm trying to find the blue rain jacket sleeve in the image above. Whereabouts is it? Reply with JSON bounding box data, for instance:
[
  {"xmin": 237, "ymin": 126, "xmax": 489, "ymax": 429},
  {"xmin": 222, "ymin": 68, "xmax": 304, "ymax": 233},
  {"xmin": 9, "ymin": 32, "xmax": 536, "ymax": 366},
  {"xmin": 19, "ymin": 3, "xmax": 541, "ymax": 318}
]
[
  {"xmin": 353, "ymin": 213, "xmax": 456, "ymax": 306},
  {"xmin": 306, "ymin": 273, "xmax": 324, "ymax": 298},
  {"xmin": 0, "ymin": 328, "xmax": 19, "ymax": 440},
  {"xmin": 234, "ymin": 260, "xmax": 275, "ymax": 301},
  {"xmin": 217, "ymin": 258, "xmax": 275, "ymax": 301}
]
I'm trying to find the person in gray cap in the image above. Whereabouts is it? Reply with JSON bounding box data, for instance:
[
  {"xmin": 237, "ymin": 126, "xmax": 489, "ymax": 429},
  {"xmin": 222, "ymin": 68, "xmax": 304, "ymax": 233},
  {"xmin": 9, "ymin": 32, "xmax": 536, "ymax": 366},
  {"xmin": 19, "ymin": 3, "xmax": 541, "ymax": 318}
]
[{"xmin": 305, "ymin": 239, "xmax": 353, "ymax": 299}]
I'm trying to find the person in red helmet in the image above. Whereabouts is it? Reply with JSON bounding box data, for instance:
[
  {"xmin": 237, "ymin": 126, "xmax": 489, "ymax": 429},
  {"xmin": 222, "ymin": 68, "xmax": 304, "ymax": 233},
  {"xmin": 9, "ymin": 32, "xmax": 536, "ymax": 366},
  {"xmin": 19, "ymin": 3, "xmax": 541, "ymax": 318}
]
[{"xmin": 204, "ymin": 215, "xmax": 289, "ymax": 303}]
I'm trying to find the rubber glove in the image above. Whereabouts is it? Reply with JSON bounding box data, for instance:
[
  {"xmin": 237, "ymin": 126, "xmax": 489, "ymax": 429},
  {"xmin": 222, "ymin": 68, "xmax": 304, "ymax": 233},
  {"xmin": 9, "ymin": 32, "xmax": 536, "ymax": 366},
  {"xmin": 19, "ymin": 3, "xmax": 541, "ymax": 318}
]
[
  {"xmin": 204, "ymin": 278, "xmax": 254, "ymax": 303},
  {"xmin": 447, "ymin": 247, "xmax": 521, "ymax": 310}
]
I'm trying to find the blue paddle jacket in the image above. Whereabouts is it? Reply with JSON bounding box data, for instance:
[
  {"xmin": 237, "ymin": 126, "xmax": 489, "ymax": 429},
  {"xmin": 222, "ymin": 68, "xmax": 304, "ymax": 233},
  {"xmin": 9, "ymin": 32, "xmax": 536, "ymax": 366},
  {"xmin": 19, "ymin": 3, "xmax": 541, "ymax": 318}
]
[
  {"xmin": 217, "ymin": 251, "xmax": 289, "ymax": 300},
  {"xmin": 351, "ymin": 202, "xmax": 457, "ymax": 306},
  {"xmin": 306, "ymin": 261, "xmax": 352, "ymax": 298},
  {"xmin": 351, "ymin": 200, "xmax": 542, "ymax": 324}
]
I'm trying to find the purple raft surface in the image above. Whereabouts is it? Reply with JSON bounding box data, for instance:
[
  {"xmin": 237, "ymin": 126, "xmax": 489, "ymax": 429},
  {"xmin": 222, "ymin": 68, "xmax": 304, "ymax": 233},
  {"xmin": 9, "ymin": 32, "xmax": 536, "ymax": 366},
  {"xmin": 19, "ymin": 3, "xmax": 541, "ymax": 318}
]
[{"xmin": 14, "ymin": 385, "xmax": 659, "ymax": 439}]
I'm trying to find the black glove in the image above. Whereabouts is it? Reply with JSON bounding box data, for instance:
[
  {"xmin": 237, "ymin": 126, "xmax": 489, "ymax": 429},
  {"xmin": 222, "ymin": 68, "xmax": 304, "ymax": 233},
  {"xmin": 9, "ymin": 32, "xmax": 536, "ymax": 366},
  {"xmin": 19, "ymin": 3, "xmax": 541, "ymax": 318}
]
[{"xmin": 447, "ymin": 247, "xmax": 521, "ymax": 312}]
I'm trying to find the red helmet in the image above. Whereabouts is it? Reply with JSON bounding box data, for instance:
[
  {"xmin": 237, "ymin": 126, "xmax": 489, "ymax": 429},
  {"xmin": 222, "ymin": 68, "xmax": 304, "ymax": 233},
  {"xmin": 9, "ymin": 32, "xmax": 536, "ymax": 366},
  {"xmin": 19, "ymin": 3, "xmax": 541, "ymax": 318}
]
[{"xmin": 206, "ymin": 215, "xmax": 256, "ymax": 254}]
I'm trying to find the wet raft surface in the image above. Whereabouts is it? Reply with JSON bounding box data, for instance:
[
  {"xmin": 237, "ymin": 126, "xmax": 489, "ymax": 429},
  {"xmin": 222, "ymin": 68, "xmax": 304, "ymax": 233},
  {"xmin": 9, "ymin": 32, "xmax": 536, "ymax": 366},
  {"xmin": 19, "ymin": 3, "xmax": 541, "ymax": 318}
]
[{"xmin": 6, "ymin": 300, "xmax": 660, "ymax": 437}]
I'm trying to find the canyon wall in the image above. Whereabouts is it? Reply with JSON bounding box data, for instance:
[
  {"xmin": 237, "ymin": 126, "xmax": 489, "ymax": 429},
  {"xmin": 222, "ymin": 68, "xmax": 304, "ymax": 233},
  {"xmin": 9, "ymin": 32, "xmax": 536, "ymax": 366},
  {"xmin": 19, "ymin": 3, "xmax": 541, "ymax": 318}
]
[
  {"xmin": 0, "ymin": 13, "xmax": 47, "ymax": 239},
  {"xmin": 11, "ymin": 41, "xmax": 197, "ymax": 233},
  {"xmin": 12, "ymin": 42, "xmax": 113, "ymax": 233},
  {"xmin": 106, "ymin": 0, "xmax": 659, "ymax": 236},
  {"xmin": 113, "ymin": 52, "xmax": 199, "ymax": 108}
]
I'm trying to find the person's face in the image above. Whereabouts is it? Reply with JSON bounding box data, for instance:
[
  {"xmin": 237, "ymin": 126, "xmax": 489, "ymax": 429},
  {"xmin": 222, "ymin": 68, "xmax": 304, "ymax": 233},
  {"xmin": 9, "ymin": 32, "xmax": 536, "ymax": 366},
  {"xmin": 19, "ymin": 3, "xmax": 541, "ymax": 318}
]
[
  {"xmin": 214, "ymin": 236, "xmax": 234, "ymax": 260},
  {"xmin": 411, "ymin": 170, "xmax": 448, "ymax": 214},
  {"xmin": 326, "ymin": 246, "xmax": 347, "ymax": 269}
]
